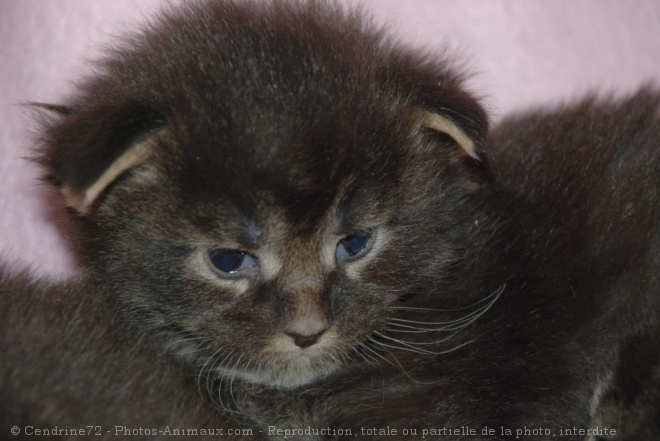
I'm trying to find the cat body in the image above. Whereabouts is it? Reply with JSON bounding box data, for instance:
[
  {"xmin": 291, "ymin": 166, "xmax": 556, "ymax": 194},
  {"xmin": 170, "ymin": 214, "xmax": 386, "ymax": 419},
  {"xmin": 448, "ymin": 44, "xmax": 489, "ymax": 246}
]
[{"xmin": 1, "ymin": 0, "xmax": 658, "ymax": 439}]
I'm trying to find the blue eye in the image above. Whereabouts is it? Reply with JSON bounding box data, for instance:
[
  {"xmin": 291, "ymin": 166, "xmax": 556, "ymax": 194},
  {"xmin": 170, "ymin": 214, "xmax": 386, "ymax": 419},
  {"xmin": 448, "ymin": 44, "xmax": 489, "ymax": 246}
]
[
  {"xmin": 208, "ymin": 249, "xmax": 257, "ymax": 275},
  {"xmin": 336, "ymin": 232, "xmax": 372, "ymax": 260}
]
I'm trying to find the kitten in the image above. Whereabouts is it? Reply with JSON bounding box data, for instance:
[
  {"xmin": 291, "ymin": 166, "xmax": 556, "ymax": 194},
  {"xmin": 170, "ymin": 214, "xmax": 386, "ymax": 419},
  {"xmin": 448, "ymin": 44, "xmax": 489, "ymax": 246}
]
[{"xmin": 1, "ymin": 0, "xmax": 658, "ymax": 440}]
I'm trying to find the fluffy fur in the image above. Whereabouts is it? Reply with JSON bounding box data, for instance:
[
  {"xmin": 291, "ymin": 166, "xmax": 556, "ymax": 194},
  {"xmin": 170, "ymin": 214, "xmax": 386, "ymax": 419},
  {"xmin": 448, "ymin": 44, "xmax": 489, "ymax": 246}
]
[{"xmin": 1, "ymin": 0, "xmax": 658, "ymax": 439}]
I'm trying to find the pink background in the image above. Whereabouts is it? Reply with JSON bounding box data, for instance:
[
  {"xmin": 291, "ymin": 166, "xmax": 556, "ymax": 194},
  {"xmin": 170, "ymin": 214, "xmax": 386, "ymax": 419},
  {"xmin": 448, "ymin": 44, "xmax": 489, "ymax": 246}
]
[{"xmin": 1, "ymin": 0, "xmax": 660, "ymax": 277}]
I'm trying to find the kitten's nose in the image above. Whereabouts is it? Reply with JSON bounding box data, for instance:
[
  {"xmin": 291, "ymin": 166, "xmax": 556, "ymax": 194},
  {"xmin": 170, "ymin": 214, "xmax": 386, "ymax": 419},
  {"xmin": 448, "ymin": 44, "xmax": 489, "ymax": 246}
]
[
  {"xmin": 285, "ymin": 329, "xmax": 327, "ymax": 349},
  {"xmin": 280, "ymin": 281, "xmax": 329, "ymax": 349}
]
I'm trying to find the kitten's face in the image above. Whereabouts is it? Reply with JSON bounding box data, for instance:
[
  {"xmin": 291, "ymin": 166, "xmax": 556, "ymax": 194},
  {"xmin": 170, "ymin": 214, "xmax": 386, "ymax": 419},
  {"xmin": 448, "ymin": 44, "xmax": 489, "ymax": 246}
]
[
  {"xmin": 87, "ymin": 105, "xmax": 452, "ymax": 388},
  {"xmin": 41, "ymin": 1, "xmax": 488, "ymax": 389}
]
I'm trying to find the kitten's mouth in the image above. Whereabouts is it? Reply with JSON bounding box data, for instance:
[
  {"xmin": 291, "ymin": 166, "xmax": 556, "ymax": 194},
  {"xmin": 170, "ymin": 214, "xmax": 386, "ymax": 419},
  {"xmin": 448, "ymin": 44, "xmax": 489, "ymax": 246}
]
[
  {"xmin": 212, "ymin": 347, "xmax": 342, "ymax": 389},
  {"xmin": 168, "ymin": 326, "xmax": 349, "ymax": 389},
  {"xmin": 213, "ymin": 331, "xmax": 349, "ymax": 389}
]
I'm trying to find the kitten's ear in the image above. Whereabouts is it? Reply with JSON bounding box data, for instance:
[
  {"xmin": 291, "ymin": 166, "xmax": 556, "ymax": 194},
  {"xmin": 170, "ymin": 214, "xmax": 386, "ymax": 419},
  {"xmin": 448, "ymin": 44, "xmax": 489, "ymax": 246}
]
[
  {"xmin": 404, "ymin": 73, "xmax": 492, "ymax": 187},
  {"xmin": 60, "ymin": 135, "xmax": 156, "ymax": 213},
  {"xmin": 36, "ymin": 102, "xmax": 165, "ymax": 214},
  {"xmin": 415, "ymin": 109, "xmax": 478, "ymax": 160},
  {"xmin": 412, "ymin": 80, "xmax": 489, "ymax": 163},
  {"xmin": 384, "ymin": 52, "xmax": 489, "ymax": 162}
]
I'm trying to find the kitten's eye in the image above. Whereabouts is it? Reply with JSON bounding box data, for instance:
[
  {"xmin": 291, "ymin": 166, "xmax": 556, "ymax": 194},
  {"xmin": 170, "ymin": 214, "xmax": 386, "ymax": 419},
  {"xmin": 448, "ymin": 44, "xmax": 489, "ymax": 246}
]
[
  {"xmin": 208, "ymin": 249, "xmax": 257, "ymax": 275},
  {"xmin": 336, "ymin": 232, "xmax": 372, "ymax": 260}
]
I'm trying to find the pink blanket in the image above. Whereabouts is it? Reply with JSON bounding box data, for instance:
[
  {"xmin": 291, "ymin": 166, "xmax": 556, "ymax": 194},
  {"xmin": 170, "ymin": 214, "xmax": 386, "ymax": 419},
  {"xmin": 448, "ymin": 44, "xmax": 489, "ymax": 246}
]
[{"xmin": 1, "ymin": 0, "xmax": 659, "ymax": 276}]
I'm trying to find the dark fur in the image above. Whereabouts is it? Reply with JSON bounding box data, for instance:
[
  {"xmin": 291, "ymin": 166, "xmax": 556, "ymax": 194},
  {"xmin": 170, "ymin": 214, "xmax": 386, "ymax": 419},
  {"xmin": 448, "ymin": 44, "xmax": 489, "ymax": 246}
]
[
  {"xmin": 0, "ymin": 269, "xmax": 255, "ymax": 440},
  {"xmin": 1, "ymin": 0, "xmax": 659, "ymax": 440}
]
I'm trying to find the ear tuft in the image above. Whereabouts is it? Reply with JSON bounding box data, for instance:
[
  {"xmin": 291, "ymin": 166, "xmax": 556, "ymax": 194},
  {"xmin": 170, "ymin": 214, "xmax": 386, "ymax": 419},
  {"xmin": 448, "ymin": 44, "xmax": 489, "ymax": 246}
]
[{"xmin": 29, "ymin": 102, "xmax": 74, "ymax": 116}]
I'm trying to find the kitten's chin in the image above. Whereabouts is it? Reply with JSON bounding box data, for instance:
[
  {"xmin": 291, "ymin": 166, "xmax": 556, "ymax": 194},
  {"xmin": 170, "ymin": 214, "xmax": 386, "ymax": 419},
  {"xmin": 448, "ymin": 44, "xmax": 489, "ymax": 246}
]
[{"xmin": 234, "ymin": 351, "xmax": 343, "ymax": 389}]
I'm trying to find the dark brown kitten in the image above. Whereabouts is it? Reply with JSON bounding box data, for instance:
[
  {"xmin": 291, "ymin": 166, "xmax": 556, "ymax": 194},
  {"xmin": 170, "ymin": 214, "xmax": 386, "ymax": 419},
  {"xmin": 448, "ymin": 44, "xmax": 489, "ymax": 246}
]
[
  {"xmin": 1, "ymin": 0, "xmax": 658, "ymax": 440},
  {"xmin": 2, "ymin": 0, "xmax": 486, "ymax": 437}
]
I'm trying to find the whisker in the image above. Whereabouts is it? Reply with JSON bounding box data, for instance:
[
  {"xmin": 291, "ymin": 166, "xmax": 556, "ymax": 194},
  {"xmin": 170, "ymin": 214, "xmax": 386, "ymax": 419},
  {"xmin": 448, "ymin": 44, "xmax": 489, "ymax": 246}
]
[
  {"xmin": 372, "ymin": 331, "xmax": 436, "ymax": 355},
  {"xmin": 390, "ymin": 286, "xmax": 503, "ymax": 313},
  {"xmin": 373, "ymin": 332, "xmax": 479, "ymax": 356},
  {"xmin": 389, "ymin": 314, "xmax": 481, "ymax": 327},
  {"xmin": 383, "ymin": 323, "xmax": 436, "ymax": 334},
  {"xmin": 360, "ymin": 339, "xmax": 403, "ymax": 368},
  {"xmin": 167, "ymin": 337, "xmax": 210, "ymax": 355},
  {"xmin": 375, "ymin": 284, "xmax": 505, "ymax": 357},
  {"xmin": 210, "ymin": 351, "xmax": 233, "ymax": 413},
  {"xmin": 165, "ymin": 336, "xmax": 205, "ymax": 348},
  {"xmin": 387, "ymin": 308, "xmax": 486, "ymax": 332},
  {"xmin": 371, "ymin": 339, "xmax": 428, "ymax": 356},
  {"xmin": 384, "ymin": 326, "xmax": 466, "ymax": 346},
  {"xmin": 387, "ymin": 319, "xmax": 482, "ymax": 332},
  {"xmin": 356, "ymin": 339, "xmax": 385, "ymax": 367},
  {"xmin": 366, "ymin": 339, "xmax": 436, "ymax": 385},
  {"xmin": 390, "ymin": 286, "xmax": 502, "ymax": 345},
  {"xmin": 197, "ymin": 346, "xmax": 225, "ymax": 401},
  {"xmin": 228, "ymin": 353, "xmax": 245, "ymax": 415}
]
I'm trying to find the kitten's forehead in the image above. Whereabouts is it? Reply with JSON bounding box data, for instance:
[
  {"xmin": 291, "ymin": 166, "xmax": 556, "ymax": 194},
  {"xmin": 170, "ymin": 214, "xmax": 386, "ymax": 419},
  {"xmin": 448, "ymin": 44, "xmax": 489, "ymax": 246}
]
[
  {"xmin": 187, "ymin": 172, "xmax": 361, "ymax": 244},
  {"xmin": 172, "ymin": 104, "xmax": 406, "ymax": 233},
  {"xmin": 156, "ymin": 0, "xmax": 409, "ymax": 213}
]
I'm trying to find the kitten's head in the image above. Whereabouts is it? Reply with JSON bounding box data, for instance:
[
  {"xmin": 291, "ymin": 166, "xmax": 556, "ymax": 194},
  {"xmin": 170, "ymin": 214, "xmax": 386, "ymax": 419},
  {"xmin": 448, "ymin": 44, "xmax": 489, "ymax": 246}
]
[{"xmin": 37, "ymin": 0, "xmax": 489, "ymax": 388}]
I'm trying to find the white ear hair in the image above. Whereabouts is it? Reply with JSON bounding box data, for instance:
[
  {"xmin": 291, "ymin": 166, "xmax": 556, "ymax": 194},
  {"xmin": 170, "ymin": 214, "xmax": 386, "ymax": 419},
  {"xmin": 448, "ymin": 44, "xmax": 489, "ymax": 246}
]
[
  {"xmin": 61, "ymin": 133, "xmax": 159, "ymax": 214},
  {"xmin": 416, "ymin": 109, "xmax": 478, "ymax": 160}
]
